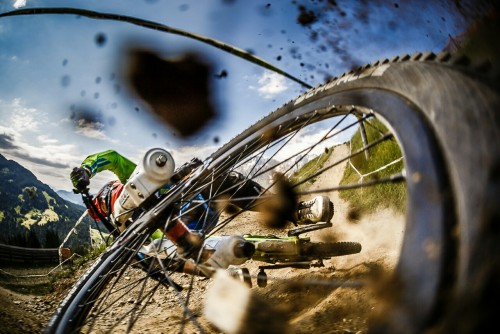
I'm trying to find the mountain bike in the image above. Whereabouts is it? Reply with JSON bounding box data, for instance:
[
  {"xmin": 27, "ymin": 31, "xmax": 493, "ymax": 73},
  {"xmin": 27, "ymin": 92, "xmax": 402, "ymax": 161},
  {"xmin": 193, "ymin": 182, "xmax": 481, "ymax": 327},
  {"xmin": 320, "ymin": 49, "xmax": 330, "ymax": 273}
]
[
  {"xmin": 45, "ymin": 52, "xmax": 500, "ymax": 334},
  {"xmin": 133, "ymin": 221, "xmax": 361, "ymax": 289},
  {"xmin": 241, "ymin": 225, "xmax": 361, "ymax": 288}
]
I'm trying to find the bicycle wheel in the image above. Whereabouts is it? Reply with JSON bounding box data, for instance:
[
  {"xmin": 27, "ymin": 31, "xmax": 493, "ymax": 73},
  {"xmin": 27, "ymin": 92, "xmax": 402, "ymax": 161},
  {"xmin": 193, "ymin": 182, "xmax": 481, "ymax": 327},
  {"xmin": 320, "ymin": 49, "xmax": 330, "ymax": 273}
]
[
  {"xmin": 46, "ymin": 52, "xmax": 500, "ymax": 334},
  {"xmin": 301, "ymin": 241, "xmax": 362, "ymax": 259}
]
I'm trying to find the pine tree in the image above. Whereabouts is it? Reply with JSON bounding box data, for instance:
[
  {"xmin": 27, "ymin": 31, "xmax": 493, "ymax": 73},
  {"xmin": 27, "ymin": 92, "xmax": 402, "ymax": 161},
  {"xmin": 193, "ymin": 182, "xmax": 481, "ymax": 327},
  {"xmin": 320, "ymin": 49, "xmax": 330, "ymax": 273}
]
[
  {"xmin": 45, "ymin": 229, "xmax": 61, "ymax": 248},
  {"xmin": 26, "ymin": 230, "xmax": 41, "ymax": 248}
]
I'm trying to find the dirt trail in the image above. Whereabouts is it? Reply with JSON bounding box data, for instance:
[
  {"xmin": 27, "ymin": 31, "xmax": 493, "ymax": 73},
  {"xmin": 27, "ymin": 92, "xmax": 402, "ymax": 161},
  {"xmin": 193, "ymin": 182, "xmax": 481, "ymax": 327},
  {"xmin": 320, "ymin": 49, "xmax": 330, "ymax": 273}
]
[
  {"xmin": 208, "ymin": 143, "xmax": 405, "ymax": 333},
  {"xmin": 308, "ymin": 144, "xmax": 405, "ymax": 270},
  {"xmin": 0, "ymin": 143, "xmax": 405, "ymax": 333},
  {"xmin": 0, "ymin": 285, "xmax": 52, "ymax": 334},
  {"xmin": 252, "ymin": 143, "xmax": 406, "ymax": 333},
  {"xmin": 0, "ymin": 267, "xmax": 82, "ymax": 334}
]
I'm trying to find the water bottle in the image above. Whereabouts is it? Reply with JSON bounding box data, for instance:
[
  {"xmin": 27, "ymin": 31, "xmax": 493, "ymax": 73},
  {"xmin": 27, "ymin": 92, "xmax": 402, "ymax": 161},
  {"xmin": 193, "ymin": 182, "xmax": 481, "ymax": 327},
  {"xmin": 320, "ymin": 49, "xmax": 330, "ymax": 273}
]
[
  {"xmin": 124, "ymin": 148, "xmax": 175, "ymax": 206},
  {"xmin": 113, "ymin": 148, "xmax": 175, "ymax": 228}
]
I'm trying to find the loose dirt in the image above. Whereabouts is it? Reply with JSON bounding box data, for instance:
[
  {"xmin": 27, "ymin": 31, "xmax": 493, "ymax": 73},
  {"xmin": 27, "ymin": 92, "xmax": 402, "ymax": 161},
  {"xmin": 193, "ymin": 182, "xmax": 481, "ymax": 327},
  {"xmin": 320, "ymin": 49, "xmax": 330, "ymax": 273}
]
[
  {"xmin": 0, "ymin": 265, "xmax": 87, "ymax": 334},
  {"xmin": 0, "ymin": 144, "xmax": 404, "ymax": 333}
]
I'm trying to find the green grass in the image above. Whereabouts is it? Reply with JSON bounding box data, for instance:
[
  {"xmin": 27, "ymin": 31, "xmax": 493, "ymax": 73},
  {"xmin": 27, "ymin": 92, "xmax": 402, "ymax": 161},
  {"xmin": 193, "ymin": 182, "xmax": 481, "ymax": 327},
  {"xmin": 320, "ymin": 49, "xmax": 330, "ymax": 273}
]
[
  {"xmin": 54, "ymin": 243, "xmax": 107, "ymax": 277},
  {"xmin": 290, "ymin": 146, "xmax": 334, "ymax": 191},
  {"xmin": 339, "ymin": 118, "xmax": 406, "ymax": 215}
]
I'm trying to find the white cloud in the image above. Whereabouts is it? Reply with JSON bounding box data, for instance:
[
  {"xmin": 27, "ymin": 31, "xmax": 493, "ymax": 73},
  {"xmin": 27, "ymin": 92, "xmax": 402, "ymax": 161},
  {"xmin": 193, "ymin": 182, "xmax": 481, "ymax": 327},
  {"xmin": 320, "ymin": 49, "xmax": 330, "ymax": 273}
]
[
  {"xmin": 9, "ymin": 98, "xmax": 45, "ymax": 132},
  {"xmin": 170, "ymin": 144, "xmax": 218, "ymax": 165},
  {"xmin": 13, "ymin": 0, "xmax": 27, "ymax": 9},
  {"xmin": 72, "ymin": 119, "xmax": 118, "ymax": 144},
  {"xmin": 0, "ymin": 126, "xmax": 82, "ymax": 190},
  {"xmin": 0, "ymin": 126, "xmax": 79, "ymax": 168},
  {"xmin": 74, "ymin": 119, "xmax": 106, "ymax": 139},
  {"xmin": 37, "ymin": 135, "xmax": 59, "ymax": 144},
  {"xmin": 0, "ymin": 125, "xmax": 21, "ymax": 151},
  {"xmin": 252, "ymin": 71, "xmax": 289, "ymax": 99},
  {"xmin": 0, "ymin": 98, "xmax": 84, "ymax": 189}
]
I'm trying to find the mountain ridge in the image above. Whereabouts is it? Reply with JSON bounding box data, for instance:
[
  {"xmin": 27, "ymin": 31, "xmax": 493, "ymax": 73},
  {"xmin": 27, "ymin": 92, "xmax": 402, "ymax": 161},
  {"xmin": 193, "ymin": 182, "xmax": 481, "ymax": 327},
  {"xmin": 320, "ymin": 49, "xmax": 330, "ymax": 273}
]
[
  {"xmin": 0, "ymin": 154, "xmax": 91, "ymax": 252},
  {"xmin": 55, "ymin": 189, "xmax": 85, "ymax": 206}
]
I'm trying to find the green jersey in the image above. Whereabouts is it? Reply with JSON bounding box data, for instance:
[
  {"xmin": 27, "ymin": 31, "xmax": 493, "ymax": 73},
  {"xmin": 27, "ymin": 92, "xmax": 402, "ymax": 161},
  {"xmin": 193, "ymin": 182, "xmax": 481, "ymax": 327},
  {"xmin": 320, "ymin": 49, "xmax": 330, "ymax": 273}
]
[{"xmin": 81, "ymin": 150, "xmax": 137, "ymax": 183}]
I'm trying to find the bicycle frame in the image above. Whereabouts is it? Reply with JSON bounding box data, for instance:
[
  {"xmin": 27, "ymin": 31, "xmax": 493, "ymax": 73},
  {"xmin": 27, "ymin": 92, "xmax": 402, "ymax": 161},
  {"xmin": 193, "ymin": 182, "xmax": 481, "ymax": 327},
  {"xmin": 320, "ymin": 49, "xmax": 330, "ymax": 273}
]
[{"xmin": 244, "ymin": 234, "xmax": 311, "ymax": 263}]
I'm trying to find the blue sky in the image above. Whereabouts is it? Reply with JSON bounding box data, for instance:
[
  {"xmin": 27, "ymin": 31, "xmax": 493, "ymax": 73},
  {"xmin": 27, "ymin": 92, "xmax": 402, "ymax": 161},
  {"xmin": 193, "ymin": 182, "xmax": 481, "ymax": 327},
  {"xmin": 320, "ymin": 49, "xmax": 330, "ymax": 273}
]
[{"xmin": 0, "ymin": 0, "xmax": 471, "ymax": 192}]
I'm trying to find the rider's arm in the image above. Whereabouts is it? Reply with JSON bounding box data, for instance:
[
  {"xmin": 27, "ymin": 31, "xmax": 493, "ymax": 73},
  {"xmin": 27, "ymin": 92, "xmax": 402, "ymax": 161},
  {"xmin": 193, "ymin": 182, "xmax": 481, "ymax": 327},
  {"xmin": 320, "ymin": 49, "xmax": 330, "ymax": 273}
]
[{"xmin": 81, "ymin": 150, "xmax": 137, "ymax": 184}]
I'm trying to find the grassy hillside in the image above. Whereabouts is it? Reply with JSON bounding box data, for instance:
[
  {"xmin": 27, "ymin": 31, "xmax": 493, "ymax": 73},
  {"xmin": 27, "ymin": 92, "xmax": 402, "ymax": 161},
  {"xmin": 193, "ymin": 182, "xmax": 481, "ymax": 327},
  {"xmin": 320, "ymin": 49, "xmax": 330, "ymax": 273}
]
[
  {"xmin": 290, "ymin": 146, "xmax": 333, "ymax": 191},
  {"xmin": 339, "ymin": 118, "xmax": 406, "ymax": 214}
]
